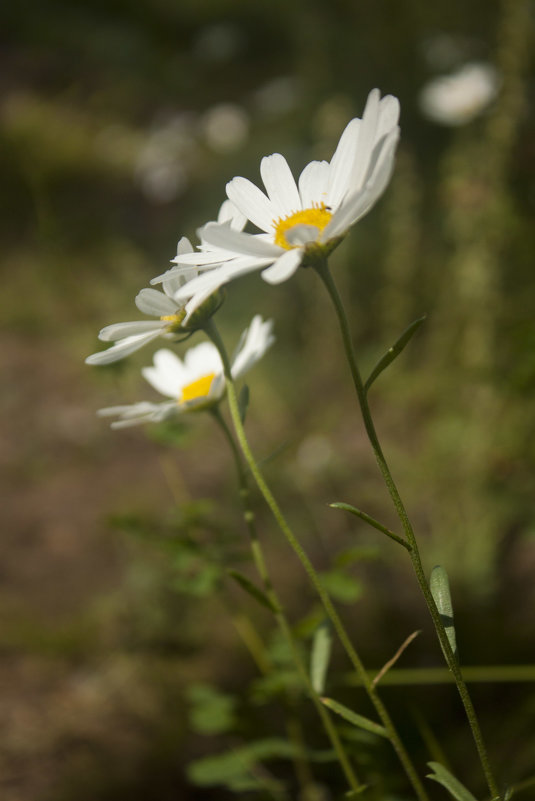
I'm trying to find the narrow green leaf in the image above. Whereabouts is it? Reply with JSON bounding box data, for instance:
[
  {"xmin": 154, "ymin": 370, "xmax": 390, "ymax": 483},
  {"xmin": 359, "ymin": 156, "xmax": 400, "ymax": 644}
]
[
  {"xmin": 321, "ymin": 697, "xmax": 389, "ymax": 739},
  {"xmin": 345, "ymin": 788, "xmax": 369, "ymax": 798},
  {"xmin": 426, "ymin": 762, "xmax": 478, "ymax": 801},
  {"xmin": 364, "ymin": 315, "xmax": 426, "ymax": 391},
  {"xmin": 238, "ymin": 384, "xmax": 250, "ymax": 423},
  {"xmin": 228, "ymin": 570, "xmax": 279, "ymax": 613},
  {"xmin": 430, "ymin": 566, "xmax": 458, "ymax": 661},
  {"xmin": 310, "ymin": 621, "xmax": 332, "ymax": 694},
  {"xmin": 330, "ymin": 502, "xmax": 411, "ymax": 550}
]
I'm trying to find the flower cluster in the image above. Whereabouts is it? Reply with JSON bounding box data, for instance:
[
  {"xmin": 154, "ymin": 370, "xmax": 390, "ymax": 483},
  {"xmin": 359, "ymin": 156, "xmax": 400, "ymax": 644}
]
[{"xmin": 87, "ymin": 88, "xmax": 400, "ymax": 426}]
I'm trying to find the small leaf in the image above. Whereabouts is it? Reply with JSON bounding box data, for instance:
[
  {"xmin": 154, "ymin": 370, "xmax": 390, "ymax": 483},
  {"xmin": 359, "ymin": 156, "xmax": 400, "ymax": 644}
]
[
  {"xmin": 310, "ymin": 621, "xmax": 333, "ymax": 694},
  {"xmin": 228, "ymin": 570, "xmax": 279, "ymax": 613},
  {"xmin": 426, "ymin": 762, "xmax": 478, "ymax": 801},
  {"xmin": 364, "ymin": 315, "xmax": 426, "ymax": 391},
  {"xmin": 330, "ymin": 502, "xmax": 410, "ymax": 550},
  {"xmin": 238, "ymin": 384, "xmax": 250, "ymax": 423},
  {"xmin": 430, "ymin": 566, "xmax": 458, "ymax": 661},
  {"xmin": 321, "ymin": 570, "xmax": 363, "ymax": 603},
  {"xmin": 321, "ymin": 697, "xmax": 389, "ymax": 739}
]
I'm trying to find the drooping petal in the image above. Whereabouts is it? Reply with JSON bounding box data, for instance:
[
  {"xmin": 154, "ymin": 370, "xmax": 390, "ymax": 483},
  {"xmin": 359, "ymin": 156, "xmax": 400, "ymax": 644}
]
[
  {"xmin": 261, "ymin": 248, "xmax": 303, "ymax": 284},
  {"xmin": 98, "ymin": 320, "xmax": 165, "ymax": 342},
  {"xmin": 226, "ymin": 176, "xmax": 276, "ymax": 233},
  {"xmin": 135, "ymin": 288, "xmax": 177, "ymax": 316},
  {"xmin": 260, "ymin": 153, "xmax": 302, "ymax": 218},
  {"xmin": 86, "ymin": 329, "xmax": 162, "ymax": 365},
  {"xmin": 201, "ymin": 223, "xmax": 282, "ymax": 258},
  {"xmin": 298, "ymin": 160, "xmax": 330, "ymax": 208}
]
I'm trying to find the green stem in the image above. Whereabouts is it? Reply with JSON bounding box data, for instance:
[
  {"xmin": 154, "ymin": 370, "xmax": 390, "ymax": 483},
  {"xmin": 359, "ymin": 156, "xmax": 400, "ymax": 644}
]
[
  {"xmin": 313, "ymin": 258, "xmax": 501, "ymax": 801},
  {"xmin": 210, "ymin": 405, "xmax": 363, "ymax": 794},
  {"xmin": 204, "ymin": 321, "xmax": 429, "ymax": 801}
]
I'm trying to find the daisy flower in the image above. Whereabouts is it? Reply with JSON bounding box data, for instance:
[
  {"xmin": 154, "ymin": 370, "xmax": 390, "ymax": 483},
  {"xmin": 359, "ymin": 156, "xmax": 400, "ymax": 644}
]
[
  {"xmin": 419, "ymin": 63, "xmax": 499, "ymax": 127},
  {"xmin": 98, "ymin": 314, "xmax": 274, "ymax": 428},
  {"xmin": 167, "ymin": 88, "xmax": 400, "ymax": 309}
]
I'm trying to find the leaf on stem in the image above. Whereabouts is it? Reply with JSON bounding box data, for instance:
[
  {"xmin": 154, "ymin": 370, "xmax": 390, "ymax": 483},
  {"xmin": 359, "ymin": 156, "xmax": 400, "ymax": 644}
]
[
  {"xmin": 364, "ymin": 315, "xmax": 426, "ymax": 392},
  {"xmin": 238, "ymin": 384, "xmax": 250, "ymax": 424},
  {"xmin": 228, "ymin": 570, "xmax": 279, "ymax": 613},
  {"xmin": 310, "ymin": 621, "xmax": 333, "ymax": 694},
  {"xmin": 320, "ymin": 697, "xmax": 389, "ymax": 739},
  {"xmin": 426, "ymin": 762, "xmax": 478, "ymax": 801},
  {"xmin": 330, "ymin": 502, "xmax": 411, "ymax": 550},
  {"xmin": 372, "ymin": 630, "xmax": 421, "ymax": 686},
  {"xmin": 430, "ymin": 565, "xmax": 458, "ymax": 662}
]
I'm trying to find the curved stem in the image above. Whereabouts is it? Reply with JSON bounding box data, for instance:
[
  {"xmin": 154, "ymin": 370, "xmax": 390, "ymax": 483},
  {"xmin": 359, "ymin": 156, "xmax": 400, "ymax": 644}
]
[
  {"xmin": 204, "ymin": 321, "xmax": 429, "ymax": 801},
  {"xmin": 313, "ymin": 258, "xmax": 501, "ymax": 801},
  {"xmin": 210, "ymin": 406, "xmax": 363, "ymax": 794}
]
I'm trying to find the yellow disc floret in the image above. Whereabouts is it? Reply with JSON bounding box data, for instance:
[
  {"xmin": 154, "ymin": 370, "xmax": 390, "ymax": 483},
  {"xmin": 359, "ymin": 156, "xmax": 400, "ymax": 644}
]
[
  {"xmin": 161, "ymin": 310, "xmax": 187, "ymax": 332},
  {"xmin": 273, "ymin": 204, "xmax": 333, "ymax": 250},
  {"xmin": 180, "ymin": 372, "xmax": 216, "ymax": 404}
]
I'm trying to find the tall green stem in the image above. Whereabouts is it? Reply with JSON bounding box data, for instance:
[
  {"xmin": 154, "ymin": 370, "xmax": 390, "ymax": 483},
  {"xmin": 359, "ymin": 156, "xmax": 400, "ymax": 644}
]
[
  {"xmin": 313, "ymin": 258, "xmax": 501, "ymax": 801},
  {"xmin": 210, "ymin": 405, "xmax": 363, "ymax": 794},
  {"xmin": 204, "ymin": 320, "xmax": 429, "ymax": 801}
]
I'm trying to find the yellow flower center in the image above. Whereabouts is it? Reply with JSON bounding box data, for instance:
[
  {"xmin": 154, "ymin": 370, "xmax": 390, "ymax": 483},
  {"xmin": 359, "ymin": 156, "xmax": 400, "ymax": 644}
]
[
  {"xmin": 161, "ymin": 310, "xmax": 186, "ymax": 332},
  {"xmin": 273, "ymin": 204, "xmax": 333, "ymax": 250},
  {"xmin": 179, "ymin": 372, "xmax": 216, "ymax": 404}
]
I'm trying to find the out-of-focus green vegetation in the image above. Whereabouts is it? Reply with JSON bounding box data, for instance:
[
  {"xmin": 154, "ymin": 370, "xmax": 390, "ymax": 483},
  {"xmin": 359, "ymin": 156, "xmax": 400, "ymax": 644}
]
[{"xmin": 1, "ymin": 0, "xmax": 535, "ymax": 799}]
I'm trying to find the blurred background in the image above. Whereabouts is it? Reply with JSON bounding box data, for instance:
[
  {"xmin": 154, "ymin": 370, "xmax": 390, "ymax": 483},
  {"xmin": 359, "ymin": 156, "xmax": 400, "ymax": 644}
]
[{"xmin": 1, "ymin": 0, "xmax": 535, "ymax": 799}]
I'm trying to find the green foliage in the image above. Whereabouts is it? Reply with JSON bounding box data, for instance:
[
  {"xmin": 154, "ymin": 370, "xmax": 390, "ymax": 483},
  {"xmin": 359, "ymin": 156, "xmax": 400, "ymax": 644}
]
[
  {"xmin": 429, "ymin": 565, "xmax": 458, "ymax": 661},
  {"xmin": 227, "ymin": 569, "xmax": 279, "ymax": 612},
  {"xmin": 320, "ymin": 570, "xmax": 364, "ymax": 604},
  {"xmin": 364, "ymin": 316, "xmax": 427, "ymax": 392},
  {"xmin": 426, "ymin": 762, "xmax": 478, "ymax": 801},
  {"xmin": 187, "ymin": 683, "xmax": 237, "ymax": 735},
  {"xmin": 320, "ymin": 698, "xmax": 389, "ymax": 740},
  {"xmin": 310, "ymin": 621, "xmax": 333, "ymax": 694}
]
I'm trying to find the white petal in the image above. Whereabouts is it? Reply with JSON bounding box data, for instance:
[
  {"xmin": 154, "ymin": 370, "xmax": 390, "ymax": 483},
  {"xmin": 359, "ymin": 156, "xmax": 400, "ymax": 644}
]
[
  {"xmin": 201, "ymin": 223, "xmax": 282, "ymax": 258},
  {"xmin": 298, "ymin": 160, "xmax": 330, "ymax": 208},
  {"xmin": 261, "ymin": 248, "xmax": 303, "ymax": 284},
  {"xmin": 348, "ymin": 88, "xmax": 381, "ymax": 191},
  {"xmin": 142, "ymin": 349, "xmax": 187, "ymax": 398},
  {"xmin": 162, "ymin": 266, "xmax": 199, "ymax": 298},
  {"xmin": 326, "ymin": 117, "xmax": 361, "ymax": 209},
  {"xmin": 260, "ymin": 153, "xmax": 301, "ymax": 218},
  {"xmin": 376, "ymin": 94, "xmax": 400, "ymax": 139},
  {"xmin": 86, "ymin": 330, "xmax": 161, "ymax": 365},
  {"xmin": 98, "ymin": 321, "xmax": 165, "ymax": 342},
  {"xmin": 171, "ymin": 249, "xmax": 233, "ymax": 265},
  {"xmin": 176, "ymin": 236, "xmax": 193, "ymax": 256},
  {"xmin": 183, "ymin": 341, "xmax": 222, "ymax": 380},
  {"xmin": 322, "ymin": 185, "xmax": 373, "ymax": 240},
  {"xmin": 231, "ymin": 315, "xmax": 275, "ymax": 379},
  {"xmin": 135, "ymin": 288, "xmax": 177, "ymax": 316},
  {"xmin": 217, "ymin": 199, "xmax": 247, "ymax": 231},
  {"xmin": 285, "ymin": 224, "xmax": 320, "ymax": 246},
  {"xmin": 226, "ymin": 176, "xmax": 276, "ymax": 233}
]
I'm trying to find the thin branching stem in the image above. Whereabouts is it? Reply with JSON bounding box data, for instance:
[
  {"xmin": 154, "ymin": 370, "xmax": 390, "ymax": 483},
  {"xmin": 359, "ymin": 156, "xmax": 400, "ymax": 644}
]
[
  {"xmin": 210, "ymin": 405, "xmax": 363, "ymax": 795},
  {"xmin": 312, "ymin": 258, "xmax": 501, "ymax": 801},
  {"xmin": 204, "ymin": 320, "xmax": 430, "ymax": 801}
]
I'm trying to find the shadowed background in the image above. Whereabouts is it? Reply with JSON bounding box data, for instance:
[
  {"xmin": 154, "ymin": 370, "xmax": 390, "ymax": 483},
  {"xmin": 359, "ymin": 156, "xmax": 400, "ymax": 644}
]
[{"xmin": 1, "ymin": 0, "xmax": 535, "ymax": 799}]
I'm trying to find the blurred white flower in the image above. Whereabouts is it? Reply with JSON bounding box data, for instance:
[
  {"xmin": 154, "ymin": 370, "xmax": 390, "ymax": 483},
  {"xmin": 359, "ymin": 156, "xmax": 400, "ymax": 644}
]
[
  {"xmin": 135, "ymin": 113, "xmax": 198, "ymax": 203},
  {"xmin": 201, "ymin": 103, "xmax": 250, "ymax": 153},
  {"xmin": 419, "ymin": 63, "xmax": 499, "ymax": 126},
  {"xmin": 168, "ymin": 88, "xmax": 400, "ymax": 308},
  {"xmin": 98, "ymin": 315, "xmax": 275, "ymax": 427}
]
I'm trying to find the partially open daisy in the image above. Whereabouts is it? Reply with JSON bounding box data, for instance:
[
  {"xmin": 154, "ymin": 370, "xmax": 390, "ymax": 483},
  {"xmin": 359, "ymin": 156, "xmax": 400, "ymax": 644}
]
[
  {"xmin": 86, "ymin": 238, "xmax": 204, "ymax": 366},
  {"xmin": 98, "ymin": 315, "xmax": 274, "ymax": 427},
  {"xmin": 168, "ymin": 89, "xmax": 400, "ymax": 309}
]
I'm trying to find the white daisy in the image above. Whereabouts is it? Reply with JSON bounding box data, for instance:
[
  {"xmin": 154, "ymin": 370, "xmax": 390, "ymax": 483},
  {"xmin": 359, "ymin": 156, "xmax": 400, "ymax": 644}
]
[
  {"xmin": 419, "ymin": 63, "xmax": 499, "ymax": 127},
  {"xmin": 167, "ymin": 88, "xmax": 400, "ymax": 309},
  {"xmin": 86, "ymin": 238, "xmax": 206, "ymax": 366},
  {"xmin": 98, "ymin": 315, "xmax": 275, "ymax": 428}
]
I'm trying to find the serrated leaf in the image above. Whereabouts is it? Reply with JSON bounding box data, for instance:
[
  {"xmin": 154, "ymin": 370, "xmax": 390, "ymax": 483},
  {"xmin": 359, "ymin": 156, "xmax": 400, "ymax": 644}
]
[
  {"xmin": 238, "ymin": 384, "xmax": 250, "ymax": 423},
  {"xmin": 364, "ymin": 316, "xmax": 426, "ymax": 391},
  {"xmin": 228, "ymin": 570, "xmax": 279, "ymax": 613},
  {"xmin": 426, "ymin": 762, "xmax": 478, "ymax": 801},
  {"xmin": 321, "ymin": 697, "xmax": 389, "ymax": 739},
  {"xmin": 430, "ymin": 566, "xmax": 458, "ymax": 661},
  {"xmin": 310, "ymin": 621, "xmax": 332, "ymax": 694}
]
